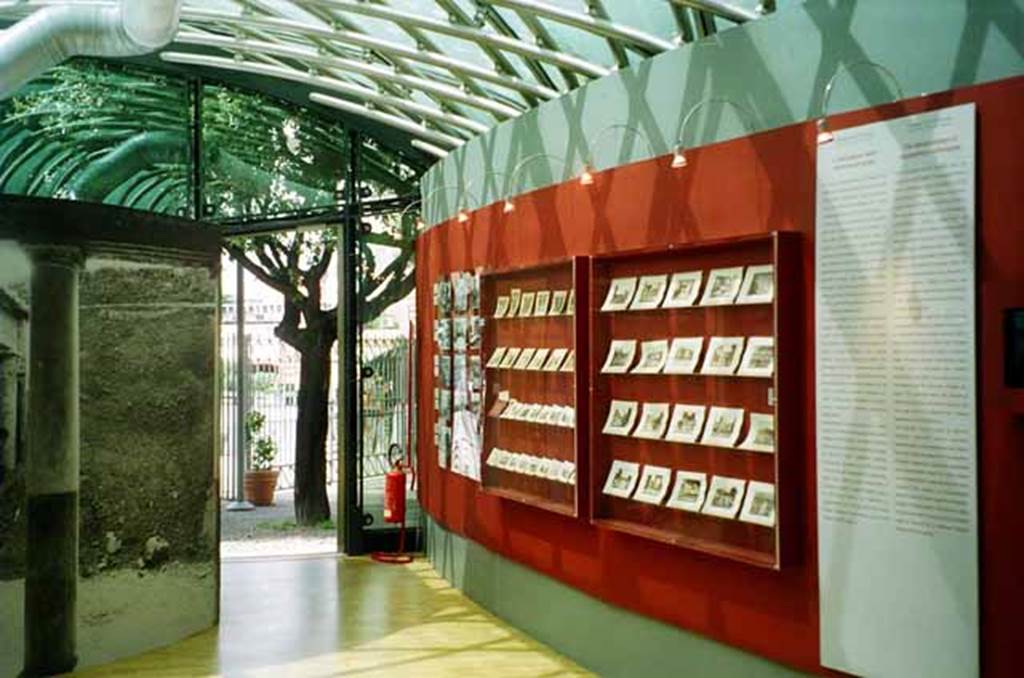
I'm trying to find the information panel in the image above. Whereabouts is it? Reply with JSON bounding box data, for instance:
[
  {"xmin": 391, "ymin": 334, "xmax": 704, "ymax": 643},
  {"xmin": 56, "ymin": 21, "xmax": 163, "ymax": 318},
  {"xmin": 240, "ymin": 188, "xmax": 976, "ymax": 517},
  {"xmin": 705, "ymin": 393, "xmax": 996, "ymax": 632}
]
[{"xmin": 815, "ymin": 104, "xmax": 977, "ymax": 678}]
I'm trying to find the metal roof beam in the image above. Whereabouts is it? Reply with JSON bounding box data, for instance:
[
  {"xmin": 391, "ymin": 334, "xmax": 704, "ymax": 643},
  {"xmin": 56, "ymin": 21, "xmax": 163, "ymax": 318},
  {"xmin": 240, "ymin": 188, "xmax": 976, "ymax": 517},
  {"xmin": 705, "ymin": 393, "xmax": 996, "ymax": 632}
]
[
  {"xmin": 296, "ymin": 0, "xmax": 611, "ymax": 78},
  {"xmin": 431, "ymin": 0, "xmax": 555, "ymax": 102},
  {"xmin": 174, "ymin": 33, "xmax": 489, "ymax": 133},
  {"xmin": 666, "ymin": 0, "xmax": 760, "ymax": 23},
  {"xmin": 161, "ymin": 51, "xmax": 471, "ymax": 146},
  {"xmin": 481, "ymin": 0, "xmax": 673, "ymax": 54},
  {"xmin": 178, "ymin": 8, "xmax": 557, "ymax": 100},
  {"xmin": 310, "ymin": 92, "xmax": 463, "ymax": 148}
]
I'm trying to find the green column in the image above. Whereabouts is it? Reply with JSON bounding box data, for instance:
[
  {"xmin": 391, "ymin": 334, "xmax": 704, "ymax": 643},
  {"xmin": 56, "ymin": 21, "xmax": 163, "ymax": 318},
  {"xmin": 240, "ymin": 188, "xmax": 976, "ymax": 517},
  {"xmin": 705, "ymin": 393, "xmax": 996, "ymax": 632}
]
[{"xmin": 22, "ymin": 245, "xmax": 82, "ymax": 677}]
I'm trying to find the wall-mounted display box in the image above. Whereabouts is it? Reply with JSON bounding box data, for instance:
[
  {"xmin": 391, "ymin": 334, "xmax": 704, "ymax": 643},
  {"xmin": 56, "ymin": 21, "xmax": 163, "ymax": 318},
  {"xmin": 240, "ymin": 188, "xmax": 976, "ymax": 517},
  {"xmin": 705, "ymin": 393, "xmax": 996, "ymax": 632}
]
[
  {"xmin": 588, "ymin": 232, "xmax": 800, "ymax": 568},
  {"xmin": 480, "ymin": 257, "xmax": 588, "ymax": 517}
]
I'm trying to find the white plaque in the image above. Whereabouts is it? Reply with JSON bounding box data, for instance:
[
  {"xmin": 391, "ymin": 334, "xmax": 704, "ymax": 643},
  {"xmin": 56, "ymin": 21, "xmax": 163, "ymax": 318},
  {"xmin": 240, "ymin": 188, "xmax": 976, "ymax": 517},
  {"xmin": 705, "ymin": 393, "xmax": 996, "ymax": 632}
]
[{"xmin": 815, "ymin": 104, "xmax": 977, "ymax": 678}]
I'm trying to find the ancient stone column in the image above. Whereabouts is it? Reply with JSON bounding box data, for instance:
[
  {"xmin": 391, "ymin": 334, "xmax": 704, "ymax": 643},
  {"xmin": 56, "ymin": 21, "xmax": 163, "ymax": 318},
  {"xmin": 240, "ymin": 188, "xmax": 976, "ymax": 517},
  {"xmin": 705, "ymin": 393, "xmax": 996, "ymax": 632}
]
[
  {"xmin": 0, "ymin": 351, "xmax": 17, "ymax": 474},
  {"xmin": 23, "ymin": 245, "xmax": 83, "ymax": 677}
]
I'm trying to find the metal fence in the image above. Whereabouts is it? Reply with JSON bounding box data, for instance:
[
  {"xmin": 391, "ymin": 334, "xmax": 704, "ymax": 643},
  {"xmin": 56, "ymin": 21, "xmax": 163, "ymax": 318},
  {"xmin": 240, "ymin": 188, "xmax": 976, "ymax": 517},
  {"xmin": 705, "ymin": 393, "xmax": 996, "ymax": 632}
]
[{"xmin": 219, "ymin": 335, "xmax": 410, "ymax": 500}]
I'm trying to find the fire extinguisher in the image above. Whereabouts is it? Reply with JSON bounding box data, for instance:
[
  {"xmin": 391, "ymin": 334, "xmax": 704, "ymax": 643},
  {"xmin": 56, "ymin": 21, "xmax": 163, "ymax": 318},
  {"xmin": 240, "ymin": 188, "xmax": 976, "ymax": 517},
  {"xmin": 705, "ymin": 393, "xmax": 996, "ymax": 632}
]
[
  {"xmin": 383, "ymin": 444, "xmax": 407, "ymax": 524},
  {"xmin": 372, "ymin": 443, "xmax": 414, "ymax": 564}
]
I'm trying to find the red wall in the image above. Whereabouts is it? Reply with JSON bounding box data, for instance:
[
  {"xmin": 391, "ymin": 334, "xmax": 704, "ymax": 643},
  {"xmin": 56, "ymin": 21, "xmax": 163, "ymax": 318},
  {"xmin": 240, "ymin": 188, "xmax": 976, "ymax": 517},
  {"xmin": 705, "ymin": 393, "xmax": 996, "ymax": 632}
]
[{"xmin": 415, "ymin": 76, "xmax": 1024, "ymax": 675}]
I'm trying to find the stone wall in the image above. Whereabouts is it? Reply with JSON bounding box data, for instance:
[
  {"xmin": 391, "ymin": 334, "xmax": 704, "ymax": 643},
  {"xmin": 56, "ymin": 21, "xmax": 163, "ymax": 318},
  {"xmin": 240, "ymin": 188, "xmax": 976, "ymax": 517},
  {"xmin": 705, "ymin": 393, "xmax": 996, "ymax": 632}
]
[{"xmin": 78, "ymin": 260, "xmax": 218, "ymax": 574}]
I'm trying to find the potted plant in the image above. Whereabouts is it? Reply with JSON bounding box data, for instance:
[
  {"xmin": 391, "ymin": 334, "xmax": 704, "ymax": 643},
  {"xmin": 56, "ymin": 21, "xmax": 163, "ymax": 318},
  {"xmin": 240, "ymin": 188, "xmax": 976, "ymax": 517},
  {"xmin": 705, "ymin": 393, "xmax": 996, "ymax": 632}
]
[{"xmin": 243, "ymin": 411, "xmax": 279, "ymax": 506}]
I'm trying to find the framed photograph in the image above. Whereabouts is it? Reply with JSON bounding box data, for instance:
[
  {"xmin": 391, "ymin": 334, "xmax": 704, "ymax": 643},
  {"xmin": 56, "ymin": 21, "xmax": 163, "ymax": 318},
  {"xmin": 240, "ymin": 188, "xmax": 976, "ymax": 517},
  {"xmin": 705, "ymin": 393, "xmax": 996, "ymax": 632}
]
[
  {"xmin": 518, "ymin": 291, "xmax": 536, "ymax": 317},
  {"xmin": 602, "ymin": 399, "xmax": 638, "ymax": 436},
  {"xmin": 485, "ymin": 346, "xmax": 506, "ymax": 369},
  {"xmin": 736, "ymin": 264, "xmax": 774, "ymax": 305},
  {"xmin": 559, "ymin": 406, "xmax": 575, "ymax": 428},
  {"xmin": 664, "ymin": 404, "xmax": 707, "ymax": 444},
  {"xmin": 534, "ymin": 290, "xmax": 551, "ymax": 316},
  {"xmin": 663, "ymin": 337, "xmax": 703, "ymax": 374},
  {"xmin": 434, "ymin": 319, "xmax": 452, "ymax": 351},
  {"xmin": 662, "ymin": 271, "xmax": 703, "ymax": 308},
  {"xmin": 566, "ymin": 289, "xmax": 575, "ymax": 315},
  {"xmin": 433, "ymin": 279, "xmax": 452, "ymax": 311},
  {"xmin": 601, "ymin": 276, "xmax": 638, "ymax": 312},
  {"xmin": 499, "ymin": 400, "xmax": 522, "ymax": 420},
  {"xmin": 700, "ymin": 406, "xmax": 745, "ymax": 448},
  {"xmin": 601, "ymin": 339, "xmax": 637, "ymax": 374},
  {"xmin": 542, "ymin": 347, "xmax": 569, "ymax": 371},
  {"xmin": 498, "ymin": 347, "xmax": 521, "ymax": 369},
  {"xmin": 452, "ymin": 271, "xmax": 471, "ymax": 312},
  {"xmin": 632, "ymin": 465, "xmax": 672, "ymax": 505},
  {"xmin": 666, "ymin": 471, "xmax": 708, "ymax": 512},
  {"xmin": 559, "ymin": 350, "xmax": 576, "ymax": 372},
  {"xmin": 700, "ymin": 336, "xmax": 745, "ymax": 375},
  {"xmin": 736, "ymin": 336, "xmax": 774, "ymax": 378},
  {"xmin": 507, "ymin": 288, "xmax": 522, "ymax": 317},
  {"xmin": 453, "ymin": 317, "xmax": 468, "ymax": 351},
  {"xmin": 629, "ymin": 274, "xmax": 669, "ymax": 311},
  {"xmin": 602, "ymin": 460, "xmax": 641, "ymax": 498},
  {"xmin": 527, "ymin": 348, "xmax": 550, "ymax": 371},
  {"xmin": 632, "ymin": 403, "xmax": 670, "ymax": 440},
  {"xmin": 468, "ymin": 317, "xmax": 483, "ymax": 350},
  {"xmin": 512, "ymin": 348, "xmax": 536, "ymax": 370},
  {"xmin": 549, "ymin": 290, "xmax": 568, "ymax": 315},
  {"xmin": 631, "ymin": 339, "xmax": 669, "ymax": 374},
  {"xmin": 701, "ymin": 476, "xmax": 747, "ymax": 519},
  {"xmin": 739, "ymin": 413, "xmax": 775, "ymax": 453},
  {"xmin": 493, "ymin": 295, "xmax": 510, "ymax": 319},
  {"xmin": 560, "ymin": 460, "xmax": 577, "ymax": 485},
  {"xmin": 486, "ymin": 448, "xmax": 506, "ymax": 468},
  {"xmin": 738, "ymin": 481, "xmax": 776, "ymax": 527},
  {"xmin": 699, "ymin": 266, "xmax": 744, "ymax": 306}
]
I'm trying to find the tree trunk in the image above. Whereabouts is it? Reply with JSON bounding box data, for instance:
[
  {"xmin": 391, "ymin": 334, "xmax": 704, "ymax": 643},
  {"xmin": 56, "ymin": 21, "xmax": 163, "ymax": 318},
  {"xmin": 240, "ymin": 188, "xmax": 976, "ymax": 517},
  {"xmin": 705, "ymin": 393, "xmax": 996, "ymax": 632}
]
[{"xmin": 293, "ymin": 338, "xmax": 332, "ymax": 526}]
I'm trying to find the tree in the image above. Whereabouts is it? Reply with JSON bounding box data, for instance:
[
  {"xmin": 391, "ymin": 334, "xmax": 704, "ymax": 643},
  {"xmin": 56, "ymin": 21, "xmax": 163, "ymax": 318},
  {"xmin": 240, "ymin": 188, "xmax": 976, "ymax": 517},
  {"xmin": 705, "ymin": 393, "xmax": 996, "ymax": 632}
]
[{"xmin": 225, "ymin": 217, "xmax": 415, "ymax": 525}]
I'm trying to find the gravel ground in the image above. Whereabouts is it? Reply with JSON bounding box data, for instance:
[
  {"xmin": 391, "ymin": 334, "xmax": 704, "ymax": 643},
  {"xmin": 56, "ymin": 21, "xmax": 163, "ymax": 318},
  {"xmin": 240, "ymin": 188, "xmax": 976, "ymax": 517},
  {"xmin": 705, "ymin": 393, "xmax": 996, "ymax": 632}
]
[
  {"xmin": 220, "ymin": 488, "xmax": 339, "ymax": 558},
  {"xmin": 220, "ymin": 478, "xmax": 419, "ymax": 558}
]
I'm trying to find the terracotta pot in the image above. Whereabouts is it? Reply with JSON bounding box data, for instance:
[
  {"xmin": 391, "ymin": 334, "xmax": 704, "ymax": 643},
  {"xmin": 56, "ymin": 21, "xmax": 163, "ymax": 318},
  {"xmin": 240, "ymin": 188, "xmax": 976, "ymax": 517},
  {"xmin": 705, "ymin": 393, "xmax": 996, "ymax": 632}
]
[{"xmin": 244, "ymin": 469, "xmax": 279, "ymax": 506}]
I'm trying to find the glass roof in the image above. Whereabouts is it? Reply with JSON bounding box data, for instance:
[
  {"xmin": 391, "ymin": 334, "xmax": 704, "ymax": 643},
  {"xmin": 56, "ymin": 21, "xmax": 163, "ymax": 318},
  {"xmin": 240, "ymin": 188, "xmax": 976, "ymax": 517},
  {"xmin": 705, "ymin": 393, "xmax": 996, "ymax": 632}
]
[{"xmin": 0, "ymin": 0, "xmax": 770, "ymax": 162}]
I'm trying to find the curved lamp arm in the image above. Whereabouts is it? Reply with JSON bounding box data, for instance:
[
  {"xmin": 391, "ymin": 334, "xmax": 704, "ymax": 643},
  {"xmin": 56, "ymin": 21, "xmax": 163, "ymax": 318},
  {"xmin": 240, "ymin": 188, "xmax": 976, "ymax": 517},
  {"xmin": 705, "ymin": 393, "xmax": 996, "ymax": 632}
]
[
  {"xmin": 671, "ymin": 96, "xmax": 757, "ymax": 168},
  {"xmin": 502, "ymin": 153, "xmax": 568, "ymax": 212},
  {"xmin": 578, "ymin": 124, "xmax": 655, "ymax": 185},
  {"xmin": 816, "ymin": 60, "xmax": 905, "ymax": 144}
]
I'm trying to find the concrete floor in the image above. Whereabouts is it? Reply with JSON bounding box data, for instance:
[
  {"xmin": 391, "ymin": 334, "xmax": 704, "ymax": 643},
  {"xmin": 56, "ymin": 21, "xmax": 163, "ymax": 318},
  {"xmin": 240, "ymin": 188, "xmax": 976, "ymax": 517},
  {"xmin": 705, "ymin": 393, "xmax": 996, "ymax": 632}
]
[{"xmin": 71, "ymin": 556, "xmax": 589, "ymax": 677}]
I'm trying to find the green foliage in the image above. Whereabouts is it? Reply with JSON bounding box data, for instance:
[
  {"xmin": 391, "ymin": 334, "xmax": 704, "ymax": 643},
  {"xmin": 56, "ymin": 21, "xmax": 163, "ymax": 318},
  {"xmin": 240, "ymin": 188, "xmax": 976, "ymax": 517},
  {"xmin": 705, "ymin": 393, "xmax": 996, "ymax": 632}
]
[{"xmin": 244, "ymin": 411, "xmax": 277, "ymax": 471}]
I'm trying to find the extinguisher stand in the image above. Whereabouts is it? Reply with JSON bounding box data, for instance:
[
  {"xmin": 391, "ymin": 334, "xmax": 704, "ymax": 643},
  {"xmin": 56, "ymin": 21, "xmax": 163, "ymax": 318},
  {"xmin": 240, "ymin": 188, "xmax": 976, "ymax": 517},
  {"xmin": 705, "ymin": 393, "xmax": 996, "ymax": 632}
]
[{"xmin": 371, "ymin": 443, "xmax": 414, "ymax": 564}]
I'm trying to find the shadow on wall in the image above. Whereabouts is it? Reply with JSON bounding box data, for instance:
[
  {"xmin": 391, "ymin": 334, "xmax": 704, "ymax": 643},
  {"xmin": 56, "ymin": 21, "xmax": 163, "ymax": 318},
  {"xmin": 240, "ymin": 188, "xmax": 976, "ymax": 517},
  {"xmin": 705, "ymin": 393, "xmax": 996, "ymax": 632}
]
[
  {"xmin": 422, "ymin": 0, "xmax": 1024, "ymax": 224},
  {"xmin": 0, "ymin": 244, "xmax": 219, "ymax": 676}
]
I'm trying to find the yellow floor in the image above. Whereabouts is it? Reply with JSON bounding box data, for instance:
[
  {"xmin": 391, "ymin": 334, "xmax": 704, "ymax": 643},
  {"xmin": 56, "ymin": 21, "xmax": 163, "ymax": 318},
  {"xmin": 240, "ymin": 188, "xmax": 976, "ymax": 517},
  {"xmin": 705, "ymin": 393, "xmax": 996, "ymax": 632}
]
[{"xmin": 72, "ymin": 556, "xmax": 589, "ymax": 677}]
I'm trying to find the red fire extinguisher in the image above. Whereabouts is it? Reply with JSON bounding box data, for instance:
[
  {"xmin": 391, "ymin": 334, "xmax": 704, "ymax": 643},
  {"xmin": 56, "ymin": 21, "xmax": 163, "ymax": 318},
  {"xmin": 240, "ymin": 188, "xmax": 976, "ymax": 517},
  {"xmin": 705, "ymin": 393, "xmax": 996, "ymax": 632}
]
[
  {"xmin": 383, "ymin": 446, "xmax": 407, "ymax": 525},
  {"xmin": 372, "ymin": 444, "xmax": 414, "ymax": 564}
]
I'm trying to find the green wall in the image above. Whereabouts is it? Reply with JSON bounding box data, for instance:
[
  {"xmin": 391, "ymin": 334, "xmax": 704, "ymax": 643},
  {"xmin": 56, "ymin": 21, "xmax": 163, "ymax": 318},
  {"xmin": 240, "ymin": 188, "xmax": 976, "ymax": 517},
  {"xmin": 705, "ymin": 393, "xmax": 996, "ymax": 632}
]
[
  {"xmin": 421, "ymin": 0, "xmax": 1024, "ymax": 225},
  {"xmin": 426, "ymin": 516, "xmax": 806, "ymax": 677}
]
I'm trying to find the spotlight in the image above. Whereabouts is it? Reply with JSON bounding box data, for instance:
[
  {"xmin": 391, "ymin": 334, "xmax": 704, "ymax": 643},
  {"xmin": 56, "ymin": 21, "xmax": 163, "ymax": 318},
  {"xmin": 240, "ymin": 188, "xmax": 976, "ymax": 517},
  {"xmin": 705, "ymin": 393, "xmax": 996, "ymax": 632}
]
[
  {"xmin": 457, "ymin": 209, "xmax": 470, "ymax": 224},
  {"xmin": 579, "ymin": 164, "xmax": 594, "ymax": 186},
  {"xmin": 502, "ymin": 199, "xmax": 515, "ymax": 214},
  {"xmin": 816, "ymin": 118, "xmax": 834, "ymax": 145},
  {"xmin": 670, "ymin": 147, "xmax": 688, "ymax": 169}
]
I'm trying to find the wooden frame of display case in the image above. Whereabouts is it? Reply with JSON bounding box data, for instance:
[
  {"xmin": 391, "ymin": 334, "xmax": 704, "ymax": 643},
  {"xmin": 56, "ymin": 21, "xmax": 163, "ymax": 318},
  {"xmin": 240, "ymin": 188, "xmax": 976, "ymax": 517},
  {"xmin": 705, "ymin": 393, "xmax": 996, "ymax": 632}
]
[
  {"xmin": 479, "ymin": 257, "xmax": 589, "ymax": 518},
  {"xmin": 588, "ymin": 232, "xmax": 801, "ymax": 569}
]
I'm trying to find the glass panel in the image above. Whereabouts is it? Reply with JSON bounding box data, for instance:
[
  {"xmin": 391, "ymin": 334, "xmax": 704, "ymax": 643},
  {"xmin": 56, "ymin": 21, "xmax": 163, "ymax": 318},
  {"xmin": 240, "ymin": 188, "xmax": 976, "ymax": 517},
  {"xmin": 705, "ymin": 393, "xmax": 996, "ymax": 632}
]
[
  {"xmin": 0, "ymin": 60, "xmax": 192, "ymax": 217},
  {"xmin": 358, "ymin": 191, "xmax": 418, "ymax": 533},
  {"xmin": 200, "ymin": 84, "xmax": 348, "ymax": 221}
]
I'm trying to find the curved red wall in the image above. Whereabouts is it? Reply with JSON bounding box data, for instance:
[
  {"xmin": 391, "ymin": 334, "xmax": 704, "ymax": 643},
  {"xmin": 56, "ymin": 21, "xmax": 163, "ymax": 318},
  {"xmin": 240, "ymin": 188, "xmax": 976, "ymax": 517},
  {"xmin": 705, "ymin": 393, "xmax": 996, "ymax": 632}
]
[{"xmin": 415, "ymin": 76, "xmax": 1024, "ymax": 675}]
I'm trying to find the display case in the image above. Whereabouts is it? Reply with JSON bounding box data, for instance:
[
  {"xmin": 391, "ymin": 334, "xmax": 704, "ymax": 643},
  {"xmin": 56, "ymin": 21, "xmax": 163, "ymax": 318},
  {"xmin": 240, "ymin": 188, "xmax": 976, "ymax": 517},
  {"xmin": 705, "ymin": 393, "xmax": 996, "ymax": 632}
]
[
  {"xmin": 480, "ymin": 257, "xmax": 588, "ymax": 517},
  {"xmin": 588, "ymin": 232, "xmax": 800, "ymax": 568}
]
